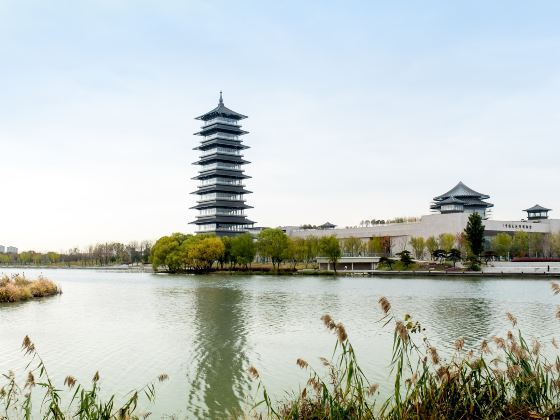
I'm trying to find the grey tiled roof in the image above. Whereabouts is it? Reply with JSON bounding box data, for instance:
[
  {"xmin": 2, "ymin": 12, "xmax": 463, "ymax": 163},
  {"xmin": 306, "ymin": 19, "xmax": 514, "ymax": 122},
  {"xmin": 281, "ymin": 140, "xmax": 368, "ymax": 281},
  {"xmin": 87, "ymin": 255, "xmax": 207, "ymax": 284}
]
[
  {"xmin": 433, "ymin": 181, "xmax": 490, "ymax": 201},
  {"xmin": 195, "ymin": 92, "xmax": 248, "ymax": 121},
  {"xmin": 524, "ymin": 204, "xmax": 551, "ymax": 212}
]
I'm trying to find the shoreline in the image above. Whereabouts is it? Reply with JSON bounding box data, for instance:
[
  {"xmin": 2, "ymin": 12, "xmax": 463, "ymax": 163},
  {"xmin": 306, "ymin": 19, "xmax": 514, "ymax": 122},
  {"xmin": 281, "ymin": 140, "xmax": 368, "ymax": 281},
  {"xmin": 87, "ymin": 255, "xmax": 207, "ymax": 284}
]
[{"xmin": 2, "ymin": 265, "xmax": 560, "ymax": 278}]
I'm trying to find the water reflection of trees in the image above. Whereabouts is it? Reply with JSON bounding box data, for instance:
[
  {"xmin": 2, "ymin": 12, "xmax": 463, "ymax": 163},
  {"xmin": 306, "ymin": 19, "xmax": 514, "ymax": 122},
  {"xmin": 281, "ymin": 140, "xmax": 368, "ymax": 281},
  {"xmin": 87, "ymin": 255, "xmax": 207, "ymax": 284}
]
[{"xmin": 187, "ymin": 285, "xmax": 249, "ymax": 419}]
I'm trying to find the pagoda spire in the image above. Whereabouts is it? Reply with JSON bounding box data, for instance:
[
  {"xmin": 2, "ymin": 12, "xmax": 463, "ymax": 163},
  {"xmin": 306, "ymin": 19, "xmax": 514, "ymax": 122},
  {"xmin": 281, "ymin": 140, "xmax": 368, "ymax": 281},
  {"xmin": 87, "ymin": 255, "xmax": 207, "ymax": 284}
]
[{"xmin": 219, "ymin": 90, "xmax": 223, "ymax": 105}]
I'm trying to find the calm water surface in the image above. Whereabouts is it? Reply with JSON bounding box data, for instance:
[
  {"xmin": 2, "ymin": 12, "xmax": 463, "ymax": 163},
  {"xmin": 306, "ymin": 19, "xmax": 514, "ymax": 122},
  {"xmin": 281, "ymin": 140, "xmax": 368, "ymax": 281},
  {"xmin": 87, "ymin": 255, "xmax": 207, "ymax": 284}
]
[{"xmin": 0, "ymin": 269, "xmax": 557, "ymax": 418}]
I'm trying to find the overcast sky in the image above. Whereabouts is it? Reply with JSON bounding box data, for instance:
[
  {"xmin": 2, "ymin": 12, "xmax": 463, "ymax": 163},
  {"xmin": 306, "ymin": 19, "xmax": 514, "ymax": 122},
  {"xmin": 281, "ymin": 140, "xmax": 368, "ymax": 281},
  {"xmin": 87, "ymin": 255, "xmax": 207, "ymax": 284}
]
[{"xmin": 1, "ymin": 1, "xmax": 560, "ymax": 252}]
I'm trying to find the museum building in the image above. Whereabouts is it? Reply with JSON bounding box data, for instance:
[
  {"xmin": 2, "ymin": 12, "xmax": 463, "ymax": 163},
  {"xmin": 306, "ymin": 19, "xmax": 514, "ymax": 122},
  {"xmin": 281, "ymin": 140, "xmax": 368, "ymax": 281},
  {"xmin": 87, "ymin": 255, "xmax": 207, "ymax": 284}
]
[{"xmin": 287, "ymin": 181, "xmax": 560, "ymax": 255}]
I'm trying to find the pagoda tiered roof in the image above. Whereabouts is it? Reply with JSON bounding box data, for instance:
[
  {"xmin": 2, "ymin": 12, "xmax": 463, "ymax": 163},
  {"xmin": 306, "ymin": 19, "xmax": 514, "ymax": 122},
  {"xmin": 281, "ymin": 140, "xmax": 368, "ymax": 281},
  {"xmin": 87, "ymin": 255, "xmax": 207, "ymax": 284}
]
[{"xmin": 195, "ymin": 92, "xmax": 247, "ymax": 121}]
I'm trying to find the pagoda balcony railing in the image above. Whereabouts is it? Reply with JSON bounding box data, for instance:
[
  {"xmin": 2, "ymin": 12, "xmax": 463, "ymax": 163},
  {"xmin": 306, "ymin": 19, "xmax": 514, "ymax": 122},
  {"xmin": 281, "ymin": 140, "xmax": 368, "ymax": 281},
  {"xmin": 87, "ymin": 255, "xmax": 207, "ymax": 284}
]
[
  {"xmin": 196, "ymin": 224, "xmax": 251, "ymax": 233},
  {"xmin": 200, "ymin": 163, "xmax": 242, "ymax": 172},
  {"xmin": 200, "ymin": 147, "xmax": 241, "ymax": 158},
  {"xmin": 204, "ymin": 117, "xmax": 239, "ymax": 127},
  {"xmin": 197, "ymin": 210, "xmax": 246, "ymax": 217},
  {"xmin": 202, "ymin": 132, "xmax": 240, "ymax": 141},
  {"xmin": 200, "ymin": 179, "xmax": 244, "ymax": 187},
  {"xmin": 198, "ymin": 193, "xmax": 245, "ymax": 202}
]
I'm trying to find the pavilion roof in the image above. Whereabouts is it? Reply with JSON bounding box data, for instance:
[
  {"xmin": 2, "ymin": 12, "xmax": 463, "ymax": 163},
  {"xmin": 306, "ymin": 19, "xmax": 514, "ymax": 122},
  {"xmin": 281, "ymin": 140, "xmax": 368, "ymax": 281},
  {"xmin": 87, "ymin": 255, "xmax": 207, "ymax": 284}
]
[
  {"xmin": 433, "ymin": 181, "xmax": 490, "ymax": 201},
  {"xmin": 524, "ymin": 204, "xmax": 552, "ymax": 212},
  {"xmin": 195, "ymin": 92, "xmax": 247, "ymax": 121}
]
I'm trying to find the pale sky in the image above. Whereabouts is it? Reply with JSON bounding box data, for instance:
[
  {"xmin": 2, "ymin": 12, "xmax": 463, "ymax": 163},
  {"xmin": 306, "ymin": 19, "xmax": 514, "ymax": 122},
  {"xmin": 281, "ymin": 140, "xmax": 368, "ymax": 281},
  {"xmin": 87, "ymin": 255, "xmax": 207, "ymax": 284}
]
[{"xmin": 1, "ymin": 1, "xmax": 560, "ymax": 252}]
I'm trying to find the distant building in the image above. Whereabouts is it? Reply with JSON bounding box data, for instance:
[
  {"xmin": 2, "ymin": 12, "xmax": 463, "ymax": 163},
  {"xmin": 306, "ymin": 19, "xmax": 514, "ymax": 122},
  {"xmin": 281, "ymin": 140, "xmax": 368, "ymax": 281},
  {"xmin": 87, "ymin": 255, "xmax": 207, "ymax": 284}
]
[
  {"xmin": 6, "ymin": 246, "xmax": 17, "ymax": 254},
  {"xmin": 0, "ymin": 245, "xmax": 5, "ymax": 253},
  {"xmin": 524, "ymin": 204, "xmax": 552, "ymax": 221},
  {"xmin": 286, "ymin": 181, "xmax": 560, "ymax": 256},
  {"xmin": 430, "ymin": 181, "xmax": 493, "ymax": 218},
  {"xmin": 190, "ymin": 92, "xmax": 255, "ymax": 236}
]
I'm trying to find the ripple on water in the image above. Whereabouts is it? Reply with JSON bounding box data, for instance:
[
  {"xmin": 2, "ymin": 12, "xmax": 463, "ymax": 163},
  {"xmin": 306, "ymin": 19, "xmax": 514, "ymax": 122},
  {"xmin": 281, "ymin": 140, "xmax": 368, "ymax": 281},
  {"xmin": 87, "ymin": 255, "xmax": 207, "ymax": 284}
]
[{"xmin": 0, "ymin": 270, "xmax": 558, "ymax": 418}]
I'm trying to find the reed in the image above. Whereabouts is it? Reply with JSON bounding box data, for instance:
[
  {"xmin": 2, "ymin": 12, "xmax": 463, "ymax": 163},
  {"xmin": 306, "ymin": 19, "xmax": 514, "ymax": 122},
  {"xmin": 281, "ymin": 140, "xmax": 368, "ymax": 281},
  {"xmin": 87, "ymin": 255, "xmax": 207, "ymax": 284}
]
[
  {"xmin": 0, "ymin": 274, "xmax": 60, "ymax": 303},
  {"xmin": 250, "ymin": 283, "xmax": 560, "ymax": 419},
  {"xmin": 0, "ymin": 336, "xmax": 167, "ymax": 419}
]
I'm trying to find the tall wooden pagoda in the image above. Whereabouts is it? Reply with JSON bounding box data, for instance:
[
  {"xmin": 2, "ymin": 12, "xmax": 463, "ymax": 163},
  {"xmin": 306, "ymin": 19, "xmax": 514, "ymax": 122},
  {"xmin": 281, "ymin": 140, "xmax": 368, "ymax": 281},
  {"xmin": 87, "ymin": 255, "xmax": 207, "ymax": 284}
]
[{"xmin": 190, "ymin": 92, "xmax": 254, "ymax": 236}]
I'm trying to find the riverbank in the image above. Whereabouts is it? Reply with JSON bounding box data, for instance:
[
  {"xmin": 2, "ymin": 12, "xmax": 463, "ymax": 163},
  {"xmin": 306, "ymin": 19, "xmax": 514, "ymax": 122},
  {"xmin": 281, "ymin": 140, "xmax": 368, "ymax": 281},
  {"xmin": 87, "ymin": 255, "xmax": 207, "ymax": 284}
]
[{"xmin": 0, "ymin": 274, "xmax": 60, "ymax": 303}]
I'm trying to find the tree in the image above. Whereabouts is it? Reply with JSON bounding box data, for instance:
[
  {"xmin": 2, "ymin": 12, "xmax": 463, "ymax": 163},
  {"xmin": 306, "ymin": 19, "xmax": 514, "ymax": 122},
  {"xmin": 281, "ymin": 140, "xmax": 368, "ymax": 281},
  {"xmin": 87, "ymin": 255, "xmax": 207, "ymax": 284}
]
[
  {"xmin": 464, "ymin": 213, "xmax": 485, "ymax": 258},
  {"xmin": 409, "ymin": 237, "xmax": 426, "ymax": 260},
  {"xmin": 319, "ymin": 236, "xmax": 341, "ymax": 274},
  {"xmin": 186, "ymin": 236, "xmax": 225, "ymax": 271},
  {"xmin": 447, "ymin": 248, "xmax": 462, "ymax": 268},
  {"xmin": 396, "ymin": 250, "xmax": 413, "ymax": 268},
  {"xmin": 342, "ymin": 237, "xmax": 363, "ymax": 256},
  {"xmin": 257, "ymin": 228, "xmax": 289, "ymax": 271},
  {"xmin": 426, "ymin": 236, "xmax": 439, "ymax": 259},
  {"xmin": 528, "ymin": 233, "xmax": 544, "ymax": 258},
  {"xmin": 231, "ymin": 233, "xmax": 257, "ymax": 269},
  {"xmin": 511, "ymin": 231, "xmax": 529, "ymax": 258},
  {"xmin": 151, "ymin": 233, "xmax": 189, "ymax": 273},
  {"xmin": 218, "ymin": 236, "xmax": 233, "ymax": 269},
  {"xmin": 378, "ymin": 256, "xmax": 395, "ymax": 270},
  {"xmin": 303, "ymin": 236, "xmax": 319, "ymax": 267},
  {"xmin": 367, "ymin": 237, "xmax": 384, "ymax": 256},
  {"xmin": 491, "ymin": 233, "xmax": 512, "ymax": 259},
  {"xmin": 432, "ymin": 249, "xmax": 447, "ymax": 264},
  {"xmin": 438, "ymin": 233, "xmax": 456, "ymax": 252}
]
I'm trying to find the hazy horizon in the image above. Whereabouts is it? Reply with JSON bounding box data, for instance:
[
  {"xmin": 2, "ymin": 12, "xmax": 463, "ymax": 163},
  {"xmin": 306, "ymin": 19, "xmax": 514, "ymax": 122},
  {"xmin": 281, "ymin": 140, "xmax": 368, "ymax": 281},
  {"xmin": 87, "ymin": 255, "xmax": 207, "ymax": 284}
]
[{"xmin": 2, "ymin": 1, "xmax": 560, "ymax": 252}]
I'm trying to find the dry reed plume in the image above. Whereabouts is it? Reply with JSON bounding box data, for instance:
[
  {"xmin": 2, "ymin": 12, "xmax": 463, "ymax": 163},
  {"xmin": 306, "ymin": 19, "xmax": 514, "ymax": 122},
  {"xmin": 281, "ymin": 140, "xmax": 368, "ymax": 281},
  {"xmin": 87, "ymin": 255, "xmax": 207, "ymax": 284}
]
[{"xmin": 248, "ymin": 285, "xmax": 560, "ymax": 419}]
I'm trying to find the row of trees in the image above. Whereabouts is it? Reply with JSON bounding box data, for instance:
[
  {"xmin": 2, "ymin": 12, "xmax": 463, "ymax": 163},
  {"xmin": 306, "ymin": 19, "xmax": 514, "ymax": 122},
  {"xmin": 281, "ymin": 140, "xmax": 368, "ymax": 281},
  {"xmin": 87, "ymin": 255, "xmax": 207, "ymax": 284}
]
[
  {"xmin": 151, "ymin": 229, "xmax": 344, "ymax": 273},
  {"xmin": 490, "ymin": 232, "xmax": 560, "ymax": 259},
  {"xmin": 0, "ymin": 241, "xmax": 153, "ymax": 267}
]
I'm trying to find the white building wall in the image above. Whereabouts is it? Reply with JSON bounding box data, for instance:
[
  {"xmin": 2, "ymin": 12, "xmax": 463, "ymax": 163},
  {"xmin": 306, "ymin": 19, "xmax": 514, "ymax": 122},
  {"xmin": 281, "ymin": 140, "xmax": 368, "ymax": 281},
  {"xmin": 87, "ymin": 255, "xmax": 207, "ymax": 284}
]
[{"xmin": 287, "ymin": 213, "xmax": 560, "ymax": 256}]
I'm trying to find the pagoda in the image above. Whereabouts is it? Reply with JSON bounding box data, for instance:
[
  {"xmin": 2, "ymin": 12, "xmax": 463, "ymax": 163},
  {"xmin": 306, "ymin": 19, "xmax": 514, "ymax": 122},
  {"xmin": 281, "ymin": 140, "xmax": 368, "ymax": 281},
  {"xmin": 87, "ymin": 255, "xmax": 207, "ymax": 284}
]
[
  {"xmin": 431, "ymin": 181, "xmax": 493, "ymax": 218},
  {"xmin": 190, "ymin": 92, "xmax": 255, "ymax": 236}
]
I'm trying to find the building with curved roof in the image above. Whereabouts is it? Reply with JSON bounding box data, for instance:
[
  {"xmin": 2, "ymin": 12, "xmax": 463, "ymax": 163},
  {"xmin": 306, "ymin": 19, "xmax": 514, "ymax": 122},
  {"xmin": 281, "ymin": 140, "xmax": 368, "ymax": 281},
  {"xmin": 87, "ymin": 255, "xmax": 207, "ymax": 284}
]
[
  {"xmin": 524, "ymin": 204, "xmax": 552, "ymax": 221},
  {"xmin": 431, "ymin": 181, "xmax": 493, "ymax": 217}
]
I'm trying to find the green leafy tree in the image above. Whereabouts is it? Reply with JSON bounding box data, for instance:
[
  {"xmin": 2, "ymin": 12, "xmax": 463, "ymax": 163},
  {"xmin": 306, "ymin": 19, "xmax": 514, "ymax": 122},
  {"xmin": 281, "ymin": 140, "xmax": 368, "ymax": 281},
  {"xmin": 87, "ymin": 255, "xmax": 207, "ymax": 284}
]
[
  {"xmin": 396, "ymin": 250, "xmax": 413, "ymax": 268},
  {"xmin": 343, "ymin": 237, "xmax": 363, "ymax": 256},
  {"xmin": 464, "ymin": 213, "xmax": 485, "ymax": 257},
  {"xmin": 186, "ymin": 236, "xmax": 225, "ymax": 271},
  {"xmin": 319, "ymin": 236, "xmax": 341, "ymax": 274},
  {"xmin": 257, "ymin": 228, "xmax": 289, "ymax": 271},
  {"xmin": 218, "ymin": 236, "xmax": 233, "ymax": 269},
  {"xmin": 511, "ymin": 231, "xmax": 529, "ymax": 258},
  {"xmin": 491, "ymin": 233, "xmax": 512, "ymax": 259},
  {"xmin": 447, "ymin": 248, "xmax": 462, "ymax": 268},
  {"xmin": 303, "ymin": 236, "xmax": 319, "ymax": 267},
  {"xmin": 432, "ymin": 249, "xmax": 447, "ymax": 264},
  {"xmin": 378, "ymin": 256, "xmax": 395, "ymax": 270},
  {"xmin": 425, "ymin": 236, "xmax": 439, "ymax": 260},
  {"xmin": 409, "ymin": 237, "xmax": 426, "ymax": 260},
  {"xmin": 367, "ymin": 237, "xmax": 384, "ymax": 256},
  {"xmin": 438, "ymin": 233, "xmax": 456, "ymax": 253},
  {"xmin": 151, "ymin": 233, "xmax": 190, "ymax": 273},
  {"xmin": 231, "ymin": 233, "xmax": 257, "ymax": 269}
]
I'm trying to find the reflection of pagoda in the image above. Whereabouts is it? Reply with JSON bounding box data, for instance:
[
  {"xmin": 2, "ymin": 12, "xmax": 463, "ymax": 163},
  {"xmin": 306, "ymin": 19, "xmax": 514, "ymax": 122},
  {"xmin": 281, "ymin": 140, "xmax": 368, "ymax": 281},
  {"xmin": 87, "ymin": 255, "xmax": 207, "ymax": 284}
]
[
  {"xmin": 431, "ymin": 181, "xmax": 493, "ymax": 218},
  {"xmin": 524, "ymin": 204, "xmax": 552, "ymax": 221},
  {"xmin": 190, "ymin": 93, "xmax": 255, "ymax": 236}
]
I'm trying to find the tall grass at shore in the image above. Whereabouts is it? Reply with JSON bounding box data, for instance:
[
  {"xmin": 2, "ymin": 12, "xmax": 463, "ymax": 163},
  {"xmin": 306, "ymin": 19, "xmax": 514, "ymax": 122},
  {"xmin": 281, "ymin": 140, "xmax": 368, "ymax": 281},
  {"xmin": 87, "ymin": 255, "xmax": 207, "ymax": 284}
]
[
  {"xmin": 249, "ymin": 284, "xmax": 560, "ymax": 419},
  {"xmin": 0, "ymin": 274, "xmax": 60, "ymax": 303},
  {"xmin": 0, "ymin": 336, "xmax": 168, "ymax": 419}
]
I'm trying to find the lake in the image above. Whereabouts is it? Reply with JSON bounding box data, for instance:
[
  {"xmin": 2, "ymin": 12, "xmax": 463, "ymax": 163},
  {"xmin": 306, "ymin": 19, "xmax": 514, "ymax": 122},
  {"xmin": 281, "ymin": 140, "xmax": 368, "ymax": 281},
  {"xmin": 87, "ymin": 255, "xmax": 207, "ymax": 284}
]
[{"xmin": 0, "ymin": 268, "xmax": 558, "ymax": 418}]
